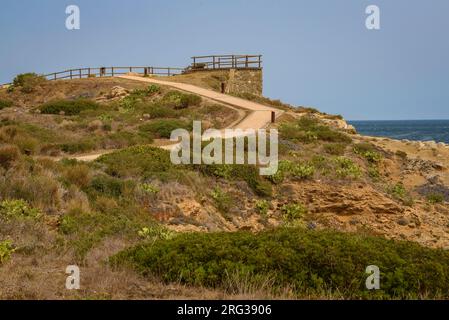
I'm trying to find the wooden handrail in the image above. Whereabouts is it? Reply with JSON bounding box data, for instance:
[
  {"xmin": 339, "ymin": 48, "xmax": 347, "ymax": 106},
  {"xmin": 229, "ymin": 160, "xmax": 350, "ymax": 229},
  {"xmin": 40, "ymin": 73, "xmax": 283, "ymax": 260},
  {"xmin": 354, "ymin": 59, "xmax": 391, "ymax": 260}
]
[
  {"xmin": 1, "ymin": 55, "xmax": 262, "ymax": 86},
  {"xmin": 190, "ymin": 54, "xmax": 262, "ymax": 71}
]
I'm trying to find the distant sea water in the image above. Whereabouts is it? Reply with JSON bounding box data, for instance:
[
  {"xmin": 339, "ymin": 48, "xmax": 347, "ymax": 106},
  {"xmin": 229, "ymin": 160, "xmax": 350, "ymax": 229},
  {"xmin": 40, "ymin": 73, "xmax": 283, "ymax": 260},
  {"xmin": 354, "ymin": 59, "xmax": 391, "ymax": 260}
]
[{"xmin": 348, "ymin": 120, "xmax": 449, "ymax": 144}]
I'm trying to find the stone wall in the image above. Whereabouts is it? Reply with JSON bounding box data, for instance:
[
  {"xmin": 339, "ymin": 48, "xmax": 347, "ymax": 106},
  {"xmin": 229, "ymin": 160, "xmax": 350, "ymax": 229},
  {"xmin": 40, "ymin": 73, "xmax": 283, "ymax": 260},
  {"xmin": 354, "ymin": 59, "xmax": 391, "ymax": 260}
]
[{"xmin": 225, "ymin": 69, "xmax": 263, "ymax": 96}]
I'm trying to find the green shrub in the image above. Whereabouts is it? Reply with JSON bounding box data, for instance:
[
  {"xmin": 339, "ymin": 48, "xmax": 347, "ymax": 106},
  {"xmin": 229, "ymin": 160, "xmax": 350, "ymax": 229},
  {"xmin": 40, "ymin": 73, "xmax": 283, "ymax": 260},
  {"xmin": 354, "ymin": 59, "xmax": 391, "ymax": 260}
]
[
  {"xmin": 40, "ymin": 99, "xmax": 99, "ymax": 115},
  {"xmin": 334, "ymin": 157, "xmax": 362, "ymax": 179},
  {"xmin": 395, "ymin": 150, "xmax": 408, "ymax": 159},
  {"xmin": 59, "ymin": 140, "xmax": 96, "ymax": 154},
  {"xmin": 112, "ymin": 227, "xmax": 449, "ymax": 299},
  {"xmin": 280, "ymin": 117, "xmax": 351, "ymax": 144},
  {"xmin": 162, "ymin": 91, "xmax": 202, "ymax": 109},
  {"xmin": 198, "ymin": 164, "xmax": 272, "ymax": 197},
  {"xmin": 354, "ymin": 143, "xmax": 382, "ymax": 164},
  {"xmin": 12, "ymin": 73, "xmax": 46, "ymax": 93},
  {"xmin": 0, "ymin": 99, "xmax": 13, "ymax": 110},
  {"xmin": 255, "ymin": 199, "xmax": 270, "ymax": 216},
  {"xmin": 0, "ymin": 145, "xmax": 20, "ymax": 169},
  {"xmin": 145, "ymin": 103, "xmax": 177, "ymax": 119},
  {"xmin": 211, "ymin": 187, "xmax": 232, "ymax": 213},
  {"xmin": 427, "ymin": 193, "xmax": 444, "ymax": 204},
  {"xmin": 0, "ymin": 199, "xmax": 41, "ymax": 219},
  {"xmin": 388, "ymin": 183, "xmax": 414, "ymax": 206},
  {"xmin": 139, "ymin": 119, "xmax": 192, "ymax": 139},
  {"xmin": 281, "ymin": 203, "xmax": 307, "ymax": 221},
  {"xmin": 291, "ymin": 163, "xmax": 315, "ymax": 180},
  {"xmin": 96, "ymin": 145, "xmax": 174, "ymax": 179},
  {"xmin": 87, "ymin": 175, "xmax": 134, "ymax": 198},
  {"xmin": 268, "ymin": 160, "xmax": 293, "ymax": 184},
  {"xmin": 0, "ymin": 240, "xmax": 15, "ymax": 265},
  {"xmin": 323, "ymin": 143, "xmax": 347, "ymax": 155},
  {"xmin": 268, "ymin": 160, "xmax": 314, "ymax": 182},
  {"xmin": 131, "ymin": 85, "xmax": 160, "ymax": 97},
  {"xmin": 63, "ymin": 164, "xmax": 92, "ymax": 188},
  {"xmin": 138, "ymin": 225, "xmax": 175, "ymax": 242},
  {"xmin": 140, "ymin": 183, "xmax": 160, "ymax": 194}
]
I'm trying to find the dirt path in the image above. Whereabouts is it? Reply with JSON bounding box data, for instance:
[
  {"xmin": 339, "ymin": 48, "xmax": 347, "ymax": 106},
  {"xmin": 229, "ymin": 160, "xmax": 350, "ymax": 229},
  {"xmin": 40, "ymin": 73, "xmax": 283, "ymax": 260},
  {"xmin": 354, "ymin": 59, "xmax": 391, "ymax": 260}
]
[
  {"xmin": 66, "ymin": 75, "xmax": 284, "ymax": 161},
  {"xmin": 117, "ymin": 75, "xmax": 283, "ymax": 130}
]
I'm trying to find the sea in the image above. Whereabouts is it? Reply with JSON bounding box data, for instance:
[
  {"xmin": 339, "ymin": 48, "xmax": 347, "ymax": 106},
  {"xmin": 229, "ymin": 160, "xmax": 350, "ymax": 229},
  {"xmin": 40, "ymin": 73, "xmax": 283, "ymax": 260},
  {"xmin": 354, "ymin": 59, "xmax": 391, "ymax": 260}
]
[{"xmin": 348, "ymin": 120, "xmax": 449, "ymax": 144}]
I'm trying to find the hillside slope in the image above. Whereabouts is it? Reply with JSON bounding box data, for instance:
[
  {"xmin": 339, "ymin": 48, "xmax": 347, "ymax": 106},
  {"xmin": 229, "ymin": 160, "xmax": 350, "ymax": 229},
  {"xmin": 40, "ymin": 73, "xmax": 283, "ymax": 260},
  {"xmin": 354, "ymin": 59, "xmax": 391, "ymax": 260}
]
[{"xmin": 1, "ymin": 73, "xmax": 449, "ymax": 299}]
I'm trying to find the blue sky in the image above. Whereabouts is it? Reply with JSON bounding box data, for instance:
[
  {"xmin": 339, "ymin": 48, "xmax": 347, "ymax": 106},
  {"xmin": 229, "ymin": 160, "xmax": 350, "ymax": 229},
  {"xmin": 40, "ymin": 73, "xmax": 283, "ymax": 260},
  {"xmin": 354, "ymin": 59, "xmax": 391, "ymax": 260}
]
[{"xmin": 1, "ymin": 0, "xmax": 448, "ymax": 120}]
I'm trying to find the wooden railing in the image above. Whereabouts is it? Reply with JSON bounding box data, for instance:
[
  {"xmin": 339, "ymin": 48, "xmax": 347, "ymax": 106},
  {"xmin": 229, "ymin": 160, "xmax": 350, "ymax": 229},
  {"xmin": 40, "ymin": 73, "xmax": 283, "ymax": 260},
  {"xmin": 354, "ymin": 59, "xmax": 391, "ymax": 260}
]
[
  {"xmin": 189, "ymin": 55, "xmax": 262, "ymax": 71},
  {"xmin": 1, "ymin": 54, "xmax": 263, "ymax": 86},
  {"xmin": 42, "ymin": 66, "xmax": 184, "ymax": 81}
]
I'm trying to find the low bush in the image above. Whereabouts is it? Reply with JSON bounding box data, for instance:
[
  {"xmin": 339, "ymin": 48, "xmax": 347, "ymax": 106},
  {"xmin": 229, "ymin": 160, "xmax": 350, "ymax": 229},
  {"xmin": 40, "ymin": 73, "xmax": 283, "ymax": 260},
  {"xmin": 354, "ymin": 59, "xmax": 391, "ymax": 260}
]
[
  {"xmin": 144, "ymin": 103, "xmax": 178, "ymax": 119},
  {"xmin": 198, "ymin": 164, "xmax": 272, "ymax": 197},
  {"xmin": 427, "ymin": 193, "xmax": 444, "ymax": 204},
  {"xmin": 354, "ymin": 143, "xmax": 382, "ymax": 164},
  {"xmin": 40, "ymin": 99, "xmax": 99, "ymax": 116},
  {"xmin": 323, "ymin": 143, "xmax": 347, "ymax": 155},
  {"xmin": 140, "ymin": 183, "xmax": 160, "ymax": 195},
  {"xmin": 211, "ymin": 187, "xmax": 233, "ymax": 213},
  {"xmin": 87, "ymin": 175, "xmax": 135, "ymax": 198},
  {"xmin": 0, "ymin": 240, "xmax": 15, "ymax": 265},
  {"xmin": 281, "ymin": 203, "xmax": 307, "ymax": 222},
  {"xmin": 0, "ymin": 145, "xmax": 20, "ymax": 169},
  {"xmin": 59, "ymin": 140, "xmax": 96, "ymax": 154},
  {"xmin": 131, "ymin": 85, "xmax": 160, "ymax": 98},
  {"xmin": 0, "ymin": 99, "xmax": 13, "ymax": 110},
  {"xmin": 63, "ymin": 164, "xmax": 92, "ymax": 188},
  {"xmin": 138, "ymin": 225, "xmax": 175, "ymax": 242},
  {"xmin": 112, "ymin": 227, "xmax": 449, "ymax": 299},
  {"xmin": 96, "ymin": 145, "xmax": 174, "ymax": 179},
  {"xmin": 388, "ymin": 183, "xmax": 414, "ymax": 206},
  {"xmin": 12, "ymin": 73, "xmax": 46, "ymax": 93},
  {"xmin": 268, "ymin": 160, "xmax": 314, "ymax": 183},
  {"xmin": 334, "ymin": 157, "xmax": 362, "ymax": 179},
  {"xmin": 139, "ymin": 119, "xmax": 193, "ymax": 139},
  {"xmin": 395, "ymin": 150, "xmax": 408, "ymax": 160},
  {"xmin": 280, "ymin": 116, "xmax": 352, "ymax": 144},
  {"xmin": 162, "ymin": 91, "xmax": 202, "ymax": 109},
  {"xmin": 255, "ymin": 199, "xmax": 270, "ymax": 216},
  {"xmin": 0, "ymin": 199, "xmax": 41, "ymax": 219}
]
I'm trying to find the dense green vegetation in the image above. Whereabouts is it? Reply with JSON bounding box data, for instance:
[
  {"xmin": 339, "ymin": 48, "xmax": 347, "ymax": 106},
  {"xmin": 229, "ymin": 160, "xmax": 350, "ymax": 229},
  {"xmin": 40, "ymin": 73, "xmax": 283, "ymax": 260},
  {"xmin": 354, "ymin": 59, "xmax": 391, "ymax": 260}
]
[
  {"xmin": 280, "ymin": 116, "xmax": 352, "ymax": 144},
  {"xmin": 11, "ymin": 73, "xmax": 46, "ymax": 93},
  {"xmin": 112, "ymin": 227, "xmax": 449, "ymax": 299},
  {"xmin": 139, "ymin": 119, "xmax": 193, "ymax": 139},
  {"xmin": 40, "ymin": 99, "xmax": 99, "ymax": 115},
  {"xmin": 0, "ymin": 99, "xmax": 13, "ymax": 110}
]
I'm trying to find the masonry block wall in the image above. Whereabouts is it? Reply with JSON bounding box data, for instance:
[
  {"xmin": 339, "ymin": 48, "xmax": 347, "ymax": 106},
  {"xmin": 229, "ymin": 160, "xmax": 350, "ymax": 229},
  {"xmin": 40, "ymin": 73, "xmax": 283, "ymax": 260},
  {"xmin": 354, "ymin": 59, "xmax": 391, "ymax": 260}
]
[{"xmin": 225, "ymin": 69, "xmax": 263, "ymax": 96}]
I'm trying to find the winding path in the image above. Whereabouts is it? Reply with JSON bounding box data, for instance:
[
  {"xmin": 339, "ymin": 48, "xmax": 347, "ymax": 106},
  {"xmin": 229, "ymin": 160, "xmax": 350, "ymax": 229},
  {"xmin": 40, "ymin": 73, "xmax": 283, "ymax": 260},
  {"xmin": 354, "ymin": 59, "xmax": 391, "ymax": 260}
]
[{"xmin": 68, "ymin": 75, "xmax": 284, "ymax": 160}]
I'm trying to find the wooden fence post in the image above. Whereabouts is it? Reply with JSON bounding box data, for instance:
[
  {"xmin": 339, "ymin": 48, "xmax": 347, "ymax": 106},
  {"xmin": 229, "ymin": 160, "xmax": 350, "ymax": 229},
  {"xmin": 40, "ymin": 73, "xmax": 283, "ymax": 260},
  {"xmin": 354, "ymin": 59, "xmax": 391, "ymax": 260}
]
[{"xmin": 70, "ymin": 70, "xmax": 73, "ymax": 79}]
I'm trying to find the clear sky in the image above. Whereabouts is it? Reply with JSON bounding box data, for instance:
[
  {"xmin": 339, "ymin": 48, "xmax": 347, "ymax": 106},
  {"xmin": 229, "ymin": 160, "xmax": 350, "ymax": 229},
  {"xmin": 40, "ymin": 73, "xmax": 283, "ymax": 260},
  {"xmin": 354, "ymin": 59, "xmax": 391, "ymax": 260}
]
[{"xmin": 1, "ymin": 0, "xmax": 448, "ymax": 120}]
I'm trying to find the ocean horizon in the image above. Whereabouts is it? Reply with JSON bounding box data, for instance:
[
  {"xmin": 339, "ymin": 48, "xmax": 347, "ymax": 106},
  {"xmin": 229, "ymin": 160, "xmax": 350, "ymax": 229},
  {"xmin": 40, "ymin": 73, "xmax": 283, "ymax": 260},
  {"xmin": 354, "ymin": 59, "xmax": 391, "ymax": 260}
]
[{"xmin": 348, "ymin": 119, "xmax": 449, "ymax": 144}]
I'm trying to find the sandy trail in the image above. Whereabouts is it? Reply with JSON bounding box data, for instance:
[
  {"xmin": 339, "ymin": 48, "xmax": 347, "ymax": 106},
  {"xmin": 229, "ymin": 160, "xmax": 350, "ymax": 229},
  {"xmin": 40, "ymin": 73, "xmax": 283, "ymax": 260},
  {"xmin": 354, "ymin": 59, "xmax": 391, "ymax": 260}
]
[{"xmin": 64, "ymin": 75, "xmax": 284, "ymax": 161}]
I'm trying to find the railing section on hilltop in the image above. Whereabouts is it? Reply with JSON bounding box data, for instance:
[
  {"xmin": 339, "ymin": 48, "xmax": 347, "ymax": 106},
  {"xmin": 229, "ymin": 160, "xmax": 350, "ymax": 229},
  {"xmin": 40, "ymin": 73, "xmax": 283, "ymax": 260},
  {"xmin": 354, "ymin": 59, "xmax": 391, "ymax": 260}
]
[
  {"xmin": 41, "ymin": 66, "xmax": 184, "ymax": 81},
  {"xmin": 189, "ymin": 54, "xmax": 262, "ymax": 71}
]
